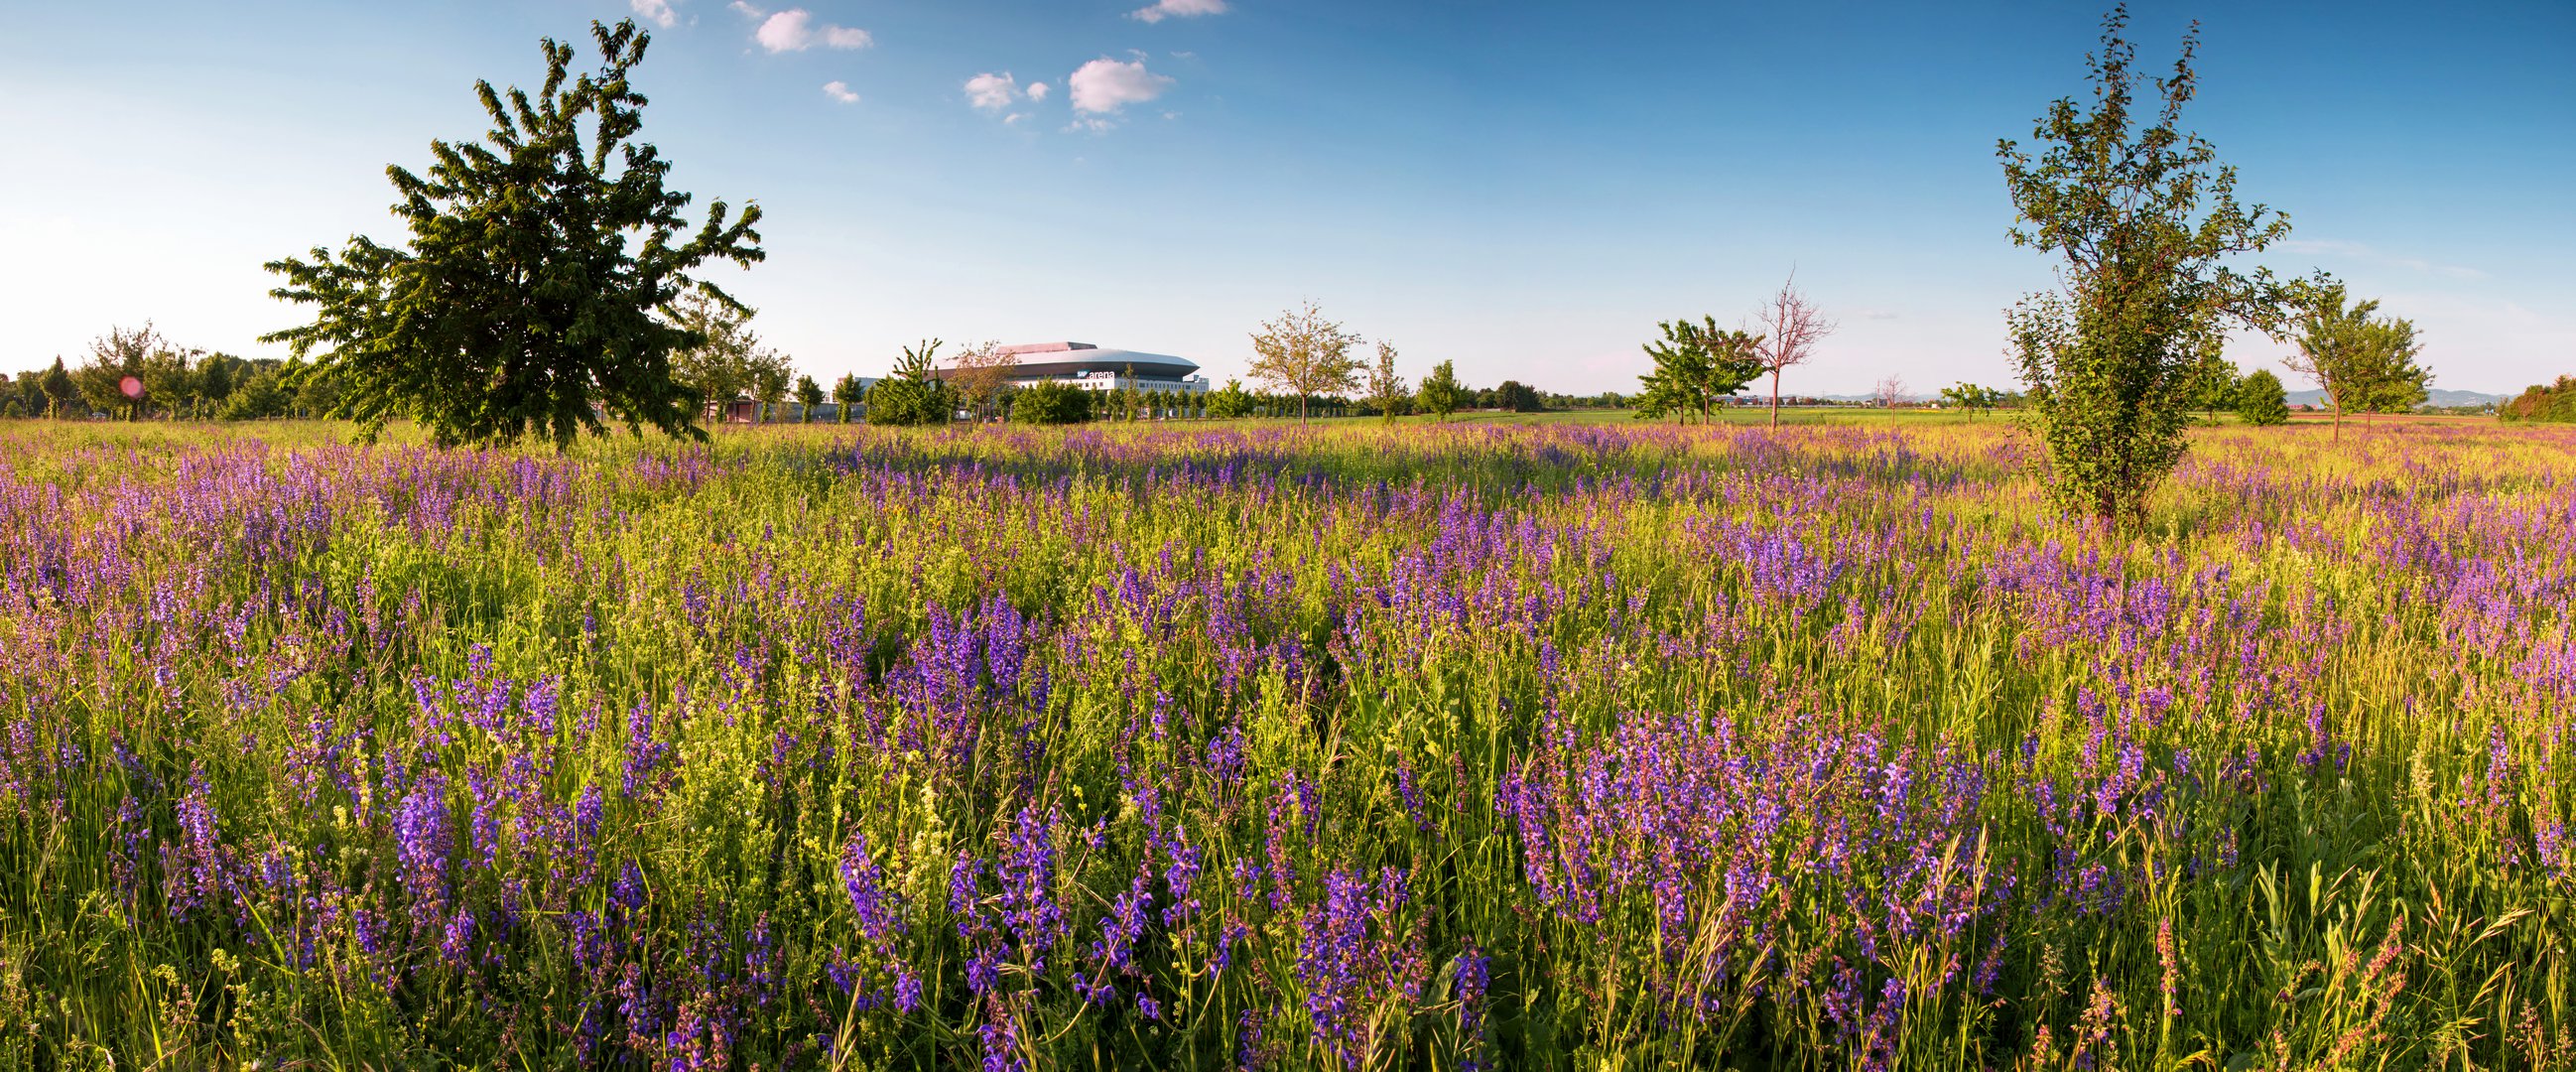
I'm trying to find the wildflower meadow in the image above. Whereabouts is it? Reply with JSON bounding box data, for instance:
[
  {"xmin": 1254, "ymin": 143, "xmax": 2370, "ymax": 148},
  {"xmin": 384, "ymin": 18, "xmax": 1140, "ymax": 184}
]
[{"xmin": 2, "ymin": 415, "xmax": 2571, "ymax": 1069}]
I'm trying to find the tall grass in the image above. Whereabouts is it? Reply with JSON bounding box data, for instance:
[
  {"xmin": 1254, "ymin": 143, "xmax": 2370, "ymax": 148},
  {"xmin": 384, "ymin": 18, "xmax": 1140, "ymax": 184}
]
[{"xmin": 0, "ymin": 416, "xmax": 2571, "ymax": 1069}]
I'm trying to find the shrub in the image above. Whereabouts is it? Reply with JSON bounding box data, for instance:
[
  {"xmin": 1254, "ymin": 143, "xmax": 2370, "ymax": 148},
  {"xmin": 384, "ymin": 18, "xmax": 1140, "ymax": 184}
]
[
  {"xmin": 2236, "ymin": 368, "xmax": 2290, "ymax": 427},
  {"xmin": 1010, "ymin": 380, "xmax": 1094, "ymax": 424},
  {"xmin": 2499, "ymin": 376, "xmax": 2576, "ymax": 424}
]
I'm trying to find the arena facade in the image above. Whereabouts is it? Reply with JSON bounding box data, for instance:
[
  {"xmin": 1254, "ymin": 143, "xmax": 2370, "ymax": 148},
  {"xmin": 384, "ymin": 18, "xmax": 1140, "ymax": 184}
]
[{"xmin": 938, "ymin": 342, "xmax": 1213, "ymax": 395}]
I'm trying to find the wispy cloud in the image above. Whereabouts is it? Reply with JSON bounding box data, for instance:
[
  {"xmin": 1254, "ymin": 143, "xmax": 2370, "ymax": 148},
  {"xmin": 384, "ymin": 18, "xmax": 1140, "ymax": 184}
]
[
  {"xmin": 2281, "ymin": 239, "xmax": 2487, "ymax": 280},
  {"xmin": 631, "ymin": 0, "xmax": 680, "ymax": 29},
  {"xmin": 1069, "ymin": 58, "xmax": 1173, "ymax": 116},
  {"xmin": 1129, "ymin": 0, "xmax": 1227, "ymax": 23},
  {"xmin": 823, "ymin": 80, "xmax": 858, "ymax": 104},
  {"xmin": 731, "ymin": 4, "xmax": 871, "ymax": 53},
  {"xmin": 1025, "ymin": 80, "xmax": 1050, "ymax": 102},
  {"xmin": 965, "ymin": 72, "xmax": 1021, "ymax": 111}
]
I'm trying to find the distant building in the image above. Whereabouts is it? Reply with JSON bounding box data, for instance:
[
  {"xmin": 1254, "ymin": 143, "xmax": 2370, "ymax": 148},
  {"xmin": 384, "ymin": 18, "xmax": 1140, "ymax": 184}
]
[{"xmin": 938, "ymin": 342, "xmax": 1212, "ymax": 395}]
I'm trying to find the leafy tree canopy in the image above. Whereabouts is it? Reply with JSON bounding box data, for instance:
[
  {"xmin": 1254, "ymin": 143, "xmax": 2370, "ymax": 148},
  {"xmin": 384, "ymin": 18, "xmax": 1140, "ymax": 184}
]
[
  {"xmin": 1415, "ymin": 361, "xmax": 1465, "ymax": 422},
  {"xmin": 2499, "ymin": 376, "xmax": 2576, "ymax": 424},
  {"xmin": 867, "ymin": 340, "xmax": 954, "ymax": 427},
  {"xmin": 1998, "ymin": 5, "xmax": 2309, "ymax": 524},
  {"xmin": 2235, "ymin": 368, "xmax": 2290, "ymax": 427},
  {"xmin": 2285, "ymin": 286, "xmax": 2429, "ymax": 437},
  {"xmin": 1634, "ymin": 317, "xmax": 1761, "ymax": 424},
  {"xmin": 1246, "ymin": 301, "xmax": 1363, "ymax": 425},
  {"xmin": 1011, "ymin": 380, "xmax": 1095, "ymax": 425},
  {"xmin": 263, "ymin": 19, "xmax": 763, "ymax": 451}
]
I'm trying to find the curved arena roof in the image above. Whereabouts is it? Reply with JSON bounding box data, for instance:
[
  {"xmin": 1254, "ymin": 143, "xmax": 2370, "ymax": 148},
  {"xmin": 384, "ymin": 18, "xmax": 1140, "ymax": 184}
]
[{"xmin": 934, "ymin": 342, "xmax": 1200, "ymax": 381}]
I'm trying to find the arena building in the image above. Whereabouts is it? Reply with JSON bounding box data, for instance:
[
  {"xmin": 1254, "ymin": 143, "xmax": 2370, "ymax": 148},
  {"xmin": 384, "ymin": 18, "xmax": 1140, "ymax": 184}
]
[{"xmin": 938, "ymin": 342, "xmax": 1212, "ymax": 395}]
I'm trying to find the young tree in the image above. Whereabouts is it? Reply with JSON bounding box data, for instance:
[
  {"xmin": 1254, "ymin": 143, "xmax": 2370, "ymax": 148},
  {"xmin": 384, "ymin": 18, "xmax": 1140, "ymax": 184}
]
[
  {"xmin": 74, "ymin": 325, "xmax": 166, "ymax": 420},
  {"xmin": 1872, "ymin": 374, "xmax": 1909, "ymax": 410},
  {"xmin": 1998, "ymin": 7, "xmax": 2305, "ymax": 525},
  {"xmin": 1636, "ymin": 318, "xmax": 1761, "ymax": 423},
  {"xmin": 947, "ymin": 340, "xmax": 1017, "ymax": 422},
  {"xmin": 2235, "ymin": 368, "xmax": 2289, "ymax": 426},
  {"xmin": 1117, "ymin": 365, "xmax": 1144, "ymax": 422},
  {"xmin": 198, "ymin": 354, "xmax": 237, "ymax": 413},
  {"xmin": 223, "ymin": 363, "xmax": 295, "ymax": 421},
  {"xmin": 668, "ymin": 290, "xmax": 767, "ymax": 420},
  {"xmin": 1415, "ymin": 360, "xmax": 1465, "ymax": 422},
  {"xmin": 2283, "ymin": 287, "xmax": 2428, "ymax": 440},
  {"xmin": 748, "ymin": 353, "xmax": 793, "ymax": 424},
  {"xmin": 2185, "ymin": 350, "xmax": 2241, "ymax": 419},
  {"xmin": 1940, "ymin": 382, "xmax": 2005, "ymax": 420},
  {"xmin": 1012, "ymin": 380, "xmax": 1094, "ymax": 424},
  {"xmin": 1751, "ymin": 273, "xmax": 1836, "ymax": 430},
  {"xmin": 1366, "ymin": 340, "xmax": 1407, "ymax": 424},
  {"xmin": 794, "ymin": 374, "xmax": 824, "ymax": 423},
  {"xmin": 139, "ymin": 345, "xmax": 200, "ymax": 419},
  {"xmin": 263, "ymin": 20, "xmax": 763, "ymax": 450},
  {"xmin": 867, "ymin": 340, "xmax": 953, "ymax": 427},
  {"xmin": 39, "ymin": 357, "xmax": 76, "ymax": 418},
  {"xmin": 2352, "ymin": 318, "xmax": 2430, "ymax": 424},
  {"xmin": 1205, "ymin": 379, "xmax": 1254, "ymax": 419},
  {"xmin": 1246, "ymin": 301, "xmax": 1363, "ymax": 425},
  {"xmin": 832, "ymin": 373, "xmax": 865, "ymax": 424}
]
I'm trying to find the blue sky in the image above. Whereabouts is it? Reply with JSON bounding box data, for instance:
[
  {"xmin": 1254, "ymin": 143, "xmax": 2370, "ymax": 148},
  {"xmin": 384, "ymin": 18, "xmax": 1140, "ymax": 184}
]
[{"xmin": 3, "ymin": 0, "xmax": 2569, "ymax": 396}]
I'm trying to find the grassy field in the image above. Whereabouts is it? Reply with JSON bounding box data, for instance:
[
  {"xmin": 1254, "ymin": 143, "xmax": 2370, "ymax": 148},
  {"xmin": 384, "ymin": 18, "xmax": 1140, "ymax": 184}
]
[{"xmin": 1, "ymin": 415, "xmax": 2571, "ymax": 1069}]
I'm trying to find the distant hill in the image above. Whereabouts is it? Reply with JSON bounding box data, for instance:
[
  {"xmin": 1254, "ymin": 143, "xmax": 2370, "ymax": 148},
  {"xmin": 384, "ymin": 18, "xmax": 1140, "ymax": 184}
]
[{"xmin": 2284, "ymin": 388, "xmax": 2508, "ymax": 408}]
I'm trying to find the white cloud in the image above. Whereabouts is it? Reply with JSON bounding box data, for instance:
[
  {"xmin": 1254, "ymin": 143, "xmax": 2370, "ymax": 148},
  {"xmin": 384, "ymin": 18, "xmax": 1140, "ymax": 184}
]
[
  {"xmin": 1025, "ymin": 80, "xmax": 1050, "ymax": 102},
  {"xmin": 631, "ymin": 0, "xmax": 679, "ymax": 28},
  {"xmin": 965, "ymin": 72, "xmax": 1021, "ymax": 111},
  {"xmin": 824, "ymin": 80, "xmax": 858, "ymax": 103},
  {"xmin": 1068, "ymin": 58, "xmax": 1173, "ymax": 114},
  {"xmin": 1129, "ymin": 0, "xmax": 1227, "ymax": 23},
  {"xmin": 1004, "ymin": 113, "xmax": 1028, "ymax": 126},
  {"xmin": 736, "ymin": 6, "xmax": 872, "ymax": 53}
]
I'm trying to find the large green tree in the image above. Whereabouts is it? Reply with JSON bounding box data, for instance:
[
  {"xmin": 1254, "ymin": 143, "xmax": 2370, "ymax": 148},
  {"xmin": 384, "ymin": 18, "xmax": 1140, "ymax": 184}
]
[
  {"xmin": 1998, "ymin": 6, "xmax": 2307, "ymax": 525},
  {"xmin": 263, "ymin": 20, "xmax": 763, "ymax": 450}
]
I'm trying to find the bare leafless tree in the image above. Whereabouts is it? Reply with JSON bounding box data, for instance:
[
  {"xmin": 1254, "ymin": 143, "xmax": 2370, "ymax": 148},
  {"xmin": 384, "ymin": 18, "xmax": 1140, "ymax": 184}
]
[
  {"xmin": 1751, "ymin": 273, "xmax": 1836, "ymax": 430},
  {"xmin": 947, "ymin": 339, "xmax": 1018, "ymax": 422},
  {"xmin": 1872, "ymin": 373, "xmax": 1908, "ymax": 410}
]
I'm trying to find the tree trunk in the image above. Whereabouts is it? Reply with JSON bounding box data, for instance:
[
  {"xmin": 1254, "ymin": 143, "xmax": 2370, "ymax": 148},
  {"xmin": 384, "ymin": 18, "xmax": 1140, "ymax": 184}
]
[{"xmin": 1770, "ymin": 370, "xmax": 1781, "ymax": 430}]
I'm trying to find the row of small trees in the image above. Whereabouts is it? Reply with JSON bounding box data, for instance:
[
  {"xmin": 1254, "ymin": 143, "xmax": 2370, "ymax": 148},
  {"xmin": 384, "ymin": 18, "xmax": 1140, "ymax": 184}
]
[{"xmin": 2, "ymin": 325, "xmax": 323, "ymax": 422}]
